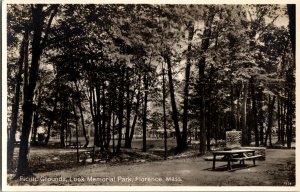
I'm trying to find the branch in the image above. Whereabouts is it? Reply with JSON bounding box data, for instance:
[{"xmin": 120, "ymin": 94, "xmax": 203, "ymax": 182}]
[
  {"xmin": 41, "ymin": 5, "xmax": 59, "ymax": 49},
  {"xmin": 256, "ymin": 15, "xmax": 279, "ymax": 39}
]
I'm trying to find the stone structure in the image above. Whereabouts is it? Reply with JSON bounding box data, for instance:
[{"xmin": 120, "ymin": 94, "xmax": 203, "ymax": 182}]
[
  {"xmin": 226, "ymin": 130, "xmax": 242, "ymax": 148},
  {"xmin": 240, "ymin": 147, "xmax": 266, "ymax": 160}
]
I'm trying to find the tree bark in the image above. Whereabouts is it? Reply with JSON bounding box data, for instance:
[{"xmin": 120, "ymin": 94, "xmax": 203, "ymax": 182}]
[
  {"xmin": 75, "ymin": 82, "xmax": 89, "ymax": 148},
  {"xmin": 264, "ymin": 95, "xmax": 276, "ymax": 146},
  {"xmin": 162, "ymin": 62, "xmax": 168, "ymax": 160},
  {"xmin": 116, "ymin": 66, "xmax": 125, "ymax": 154},
  {"xmin": 182, "ymin": 21, "xmax": 194, "ymax": 149},
  {"xmin": 16, "ymin": 4, "xmax": 58, "ymax": 177},
  {"xmin": 32, "ymin": 94, "xmax": 41, "ymax": 145},
  {"xmin": 241, "ymin": 82, "xmax": 248, "ymax": 146},
  {"xmin": 164, "ymin": 54, "xmax": 182, "ymax": 152},
  {"xmin": 124, "ymin": 70, "xmax": 132, "ymax": 148},
  {"xmin": 198, "ymin": 8, "xmax": 215, "ymax": 154},
  {"xmin": 129, "ymin": 87, "xmax": 141, "ymax": 147},
  {"xmin": 72, "ymin": 99, "xmax": 80, "ymax": 163},
  {"xmin": 277, "ymin": 97, "xmax": 281, "ymax": 143},
  {"xmin": 250, "ymin": 78, "xmax": 259, "ymax": 146},
  {"xmin": 44, "ymin": 91, "xmax": 58, "ymax": 145},
  {"xmin": 16, "ymin": 5, "xmax": 44, "ymax": 177},
  {"xmin": 142, "ymin": 74, "xmax": 148, "ymax": 152},
  {"xmin": 7, "ymin": 28, "xmax": 28, "ymax": 171},
  {"xmin": 95, "ymin": 83, "xmax": 103, "ymax": 153}
]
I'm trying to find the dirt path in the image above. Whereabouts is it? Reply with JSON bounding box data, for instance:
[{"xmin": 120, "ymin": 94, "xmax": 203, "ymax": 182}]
[{"xmin": 9, "ymin": 149, "xmax": 295, "ymax": 186}]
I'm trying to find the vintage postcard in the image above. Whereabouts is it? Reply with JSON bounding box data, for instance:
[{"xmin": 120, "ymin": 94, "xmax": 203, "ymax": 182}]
[{"xmin": 1, "ymin": 0, "xmax": 299, "ymax": 191}]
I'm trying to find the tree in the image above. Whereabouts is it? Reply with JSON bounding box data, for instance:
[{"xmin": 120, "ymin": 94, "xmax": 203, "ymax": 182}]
[
  {"xmin": 7, "ymin": 26, "xmax": 29, "ymax": 171},
  {"xmin": 16, "ymin": 4, "xmax": 58, "ymax": 177}
]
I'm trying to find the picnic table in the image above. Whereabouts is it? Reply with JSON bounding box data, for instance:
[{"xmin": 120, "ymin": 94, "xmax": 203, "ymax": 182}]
[{"xmin": 211, "ymin": 149, "xmax": 262, "ymax": 170}]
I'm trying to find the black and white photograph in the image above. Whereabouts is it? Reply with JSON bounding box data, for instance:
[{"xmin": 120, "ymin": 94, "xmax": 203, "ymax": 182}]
[{"xmin": 1, "ymin": 1, "xmax": 298, "ymax": 191}]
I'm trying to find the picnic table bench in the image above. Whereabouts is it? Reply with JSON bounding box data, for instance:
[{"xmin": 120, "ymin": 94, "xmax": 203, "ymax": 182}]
[{"xmin": 205, "ymin": 149, "xmax": 262, "ymax": 170}]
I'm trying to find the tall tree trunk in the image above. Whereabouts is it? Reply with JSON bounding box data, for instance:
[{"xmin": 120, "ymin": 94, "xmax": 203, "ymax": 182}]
[
  {"xmin": 286, "ymin": 92, "xmax": 293, "ymax": 148},
  {"xmin": 32, "ymin": 94, "xmax": 41, "ymax": 145},
  {"xmin": 164, "ymin": 54, "xmax": 182, "ymax": 152},
  {"xmin": 72, "ymin": 99, "xmax": 80, "ymax": 163},
  {"xmin": 241, "ymin": 82, "xmax": 248, "ymax": 146},
  {"xmin": 198, "ymin": 8, "xmax": 215, "ymax": 154},
  {"xmin": 16, "ymin": 4, "xmax": 58, "ymax": 177},
  {"xmin": 101, "ymin": 81, "xmax": 107, "ymax": 150},
  {"xmin": 277, "ymin": 97, "xmax": 281, "ymax": 143},
  {"xmin": 124, "ymin": 70, "xmax": 132, "ymax": 148},
  {"xmin": 162, "ymin": 62, "xmax": 168, "ymax": 160},
  {"xmin": 112, "ymin": 112, "xmax": 116, "ymax": 154},
  {"xmin": 16, "ymin": 5, "xmax": 44, "ymax": 177},
  {"xmin": 287, "ymin": 5, "xmax": 295, "ymax": 57},
  {"xmin": 236, "ymin": 85, "xmax": 241, "ymax": 130},
  {"xmin": 265, "ymin": 95, "xmax": 276, "ymax": 146},
  {"xmin": 60, "ymin": 103, "xmax": 66, "ymax": 148},
  {"xmin": 44, "ymin": 91, "xmax": 58, "ymax": 145},
  {"xmin": 230, "ymin": 86, "xmax": 236, "ymax": 130},
  {"xmin": 182, "ymin": 21, "xmax": 194, "ymax": 149},
  {"xmin": 89, "ymin": 86, "xmax": 99, "ymax": 147},
  {"xmin": 129, "ymin": 87, "xmax": 141, "ymax": 147},
  {"xmin": 280, "ymin": 100, "xmax": 285, "ymax": 145},
  {"xmin": 75, "ymin": 82, "xmax": 89, "ymax": 148},
  {"xmin": 206, "ymin": 100, "xmax": 211, "ymax": 151},
  {"xmin": 116, "ymin": 66, "xmax": 125, "ymax": 154},
  {"xmin": 7, "ymin": 28, "xmax": 28, "ymax": 171},
  {"xmin": 95, "ymin": 84, "xmax": 104, "ymax": 153},
  {"xmin": 250, "ymin": 78, "xmax": 259, "ymax": 146},
  {"xmin": 257, "ymin": 88, "xmax": 264, "ymax": 145},
  {"xmin": 105, "ymin": 90, "xmax": 113, "ymax": 150},
  {"xmin": 142, "ymin": 74, "xmax": 148, "ymax": 152}
]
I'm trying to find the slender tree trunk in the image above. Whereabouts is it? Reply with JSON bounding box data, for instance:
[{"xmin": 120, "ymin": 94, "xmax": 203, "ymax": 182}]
[
  {"xmin": 89, "ymin": 86, "xmax": 99, "ymax": 147},
  {"xmin": 257, "ymin": 88, "xmax": 264, "ymax": 145},
  {"xmin": 277, "ymin": 97, "xmax": 281, "ymax": 143},
  {"xmin": 74, "ymin": 82, "xmax": 89, "ymax": 148},
  {"xmin": 236, "ymin": 85, "xmax": 241, "ymax": 130},
  {"xmin": 31, "ymin": 94, "xmax": 41, "ymax": 145},
  {"xmin": 44, "ymin": 91, "xmax": 58, "ymax": 145},
  {"xmin": 230, "ymin": 86, "xmax": 236, "ymax": 130},
  {"xmin": 280, "ymin": 100, "xmax": 284, "ymax": 145},
  {"xmin": 250, "ymin": 78, "xmax": 259, "ymax": 146},
  {"xmin": 106, "ymin": 91, "xmax": 113, "ymax": 150},
  {"xmin": 112, "ymin": 112, "xmax": 116, "ymax": 154},
  {"xmin": 265, "ymin": 95, "xmax": 276, "ymax": 146},
  {"xmin": 116, "ymin": 66, "xmax": 125, "ymax": 154},
  {"xmin": 164, "ymin": 54, "xmax": 182, "ymax": 152},
  {"xmin": 286, "ymin": 92, "xmax": 293, "ymax": 148},
  {"xmin": 7, "ymin": 28, "xmax": 28, "ymax": 171},
  {"xmin": 60, "ymin": 103, "xmax": 66, "ymax": 148},
  {"xmin": 162, "ymin": 62, "xmax": 168, "ymax": 160},
  {"xmin": 72, "ymin": 100, "xmax": 80, "ymax": 163},
  {"xmin": 95, "ymin": 84, "xmax": 104, "ymax": 153},
  {"xmin": 142, "ymin": 74, "xmax": 148, "ymax": 152},
  {"xmin": 124, "ymin": 70, "xmax": 132, "ymax": 148},
  {"xmin": 101, "ymin": 81, "xmax": 107, "ymax": 150},
  {"xmin": 129, "ymin": 87, "xmax": 141, "ymax": 147},
  {"xmin": 198, "ymin": 9, "xmax": 214, "ymax": 154},
  {"xmin": 241, "ymin": 82, "xmax": 248, "ymax": 146},
  {"xmin": 182, "ymin": 21, "xmax": 194, "ymax": 149},
  {"xmin": 206, "ymin": 100, "xmax": 211, "ymax": 151}
]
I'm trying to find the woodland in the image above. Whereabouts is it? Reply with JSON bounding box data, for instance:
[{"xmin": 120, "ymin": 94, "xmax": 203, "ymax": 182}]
[{"xmin": 6, "ymin": 4, "xmax": 295, "ymax": 178}]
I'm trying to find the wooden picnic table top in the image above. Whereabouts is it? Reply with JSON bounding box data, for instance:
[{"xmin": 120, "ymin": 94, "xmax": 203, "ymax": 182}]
[{"xmin": 212, "ymin": 149, "xmax": 255, "ymax": 155}]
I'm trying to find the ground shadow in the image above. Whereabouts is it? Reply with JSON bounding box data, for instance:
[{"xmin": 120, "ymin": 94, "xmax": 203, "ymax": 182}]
[{"xmin": 203, "ymin": 164, "xmax": 257, "ymax": 172}]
